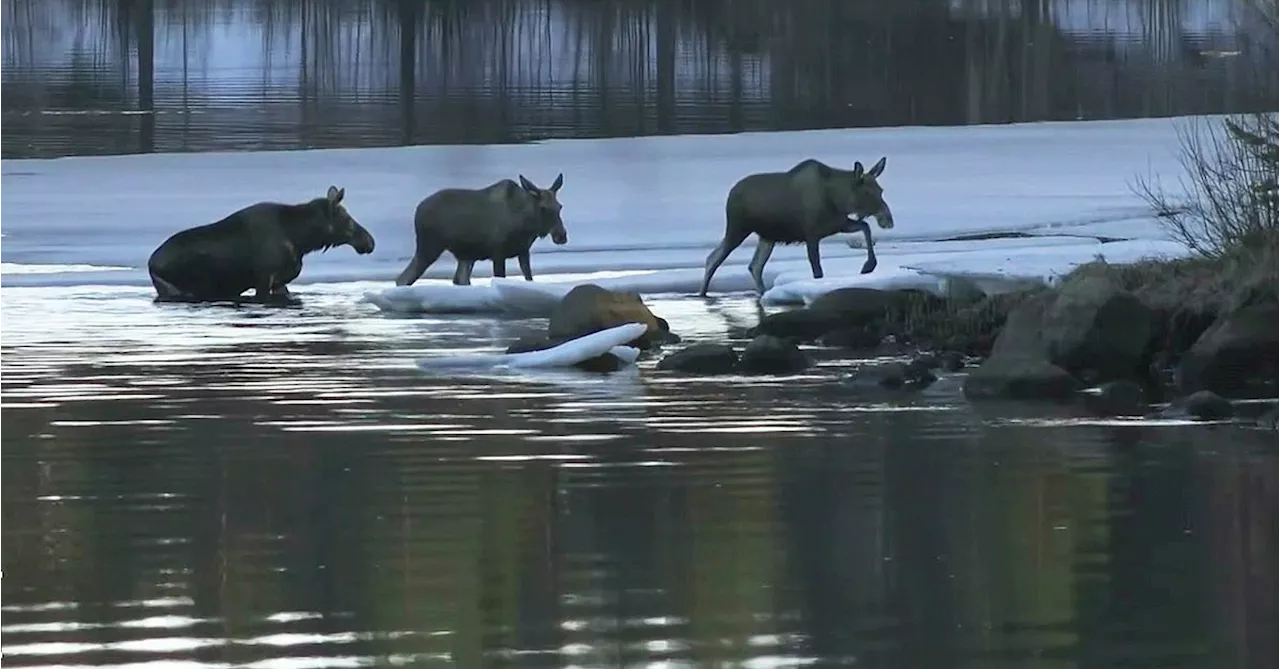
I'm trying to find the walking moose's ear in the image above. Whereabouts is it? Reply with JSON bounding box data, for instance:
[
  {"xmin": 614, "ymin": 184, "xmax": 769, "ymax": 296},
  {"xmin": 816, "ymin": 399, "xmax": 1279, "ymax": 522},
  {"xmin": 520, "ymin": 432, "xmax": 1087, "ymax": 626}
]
[{"xmin": 866, "ymin": 157, "xmax": 887, "ymax": 179}]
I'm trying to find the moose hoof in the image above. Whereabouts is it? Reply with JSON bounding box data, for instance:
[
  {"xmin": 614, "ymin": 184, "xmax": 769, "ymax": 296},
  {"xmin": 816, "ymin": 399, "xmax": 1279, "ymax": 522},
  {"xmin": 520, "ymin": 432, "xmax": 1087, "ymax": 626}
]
[{"xmin": 860, "ymin": 260, "xmax": 877, "ymax": 275}]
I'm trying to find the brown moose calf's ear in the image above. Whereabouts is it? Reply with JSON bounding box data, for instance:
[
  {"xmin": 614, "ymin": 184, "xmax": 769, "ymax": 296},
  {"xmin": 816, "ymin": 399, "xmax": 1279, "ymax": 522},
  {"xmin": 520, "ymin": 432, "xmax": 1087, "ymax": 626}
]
[
  {"xmin": 518, "ymin": 175, "xmax": 539, "ymax": 193},
  {"xmin": 550, "ymin": 173, "xmax": 564, "ymax": 192}
]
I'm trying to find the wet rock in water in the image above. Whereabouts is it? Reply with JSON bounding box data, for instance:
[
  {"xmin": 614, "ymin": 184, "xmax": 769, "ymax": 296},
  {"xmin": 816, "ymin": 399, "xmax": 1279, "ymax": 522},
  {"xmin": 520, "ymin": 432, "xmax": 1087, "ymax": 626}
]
[
  {"xmin": 752, "ymin": 308, "xmax": 841, "ymax": 342},
  {"xmin": 505, "ymin": 335, "xmax": 561, "ymax": 354},
  {"xmin": 1179, "ymin": 390, "xmax": 1235, "ymax": 421},
  {"xmin": 656, "ymin": 344, "xmax": 739, "ymax": 375},
  {"xmin": 1176, "ymin": 303, "xmax": 1278, "ymax": 399},
  {"xmin": 963, "ymin": 355, "xmax": 1082, "ymax": 401},
  {"xmin": 738, "ymin": 335, "xmax": 811, "ymax": 375},
  {"xmin": 938, "ymin": 350, "xmax": 966, "ymax": 372},
  {"xmin": 548, "ymin": 284, "xmax": 678, "ymax": 350},
  {"xmin": 846, "ymin": 359, "xmax": 938, "ymax": 391},
  {"xmin": 911, "ymin": 352, "xmax": 940, "ymax": 370},
  {"xmin": 903, "ymin": 358, "xmax": 939, "ymax": 388},
  {"xmin": 1256, "ymin": 406, "xmax": 1278, "ymax": 430},
  {"xmin": 574, "ymin": 353, "xmax": 626, "ymax": 373},
  {"xmin": 1087, "ymin": 380, "xmax": 1149, "ymax": 417},
  {"xmin": 819, "ymin": 324, "xmax": 883, "ymax": 350},
  {"xmin": 944, "ymin": 332, "xmax": 998, "ymax": 359}
]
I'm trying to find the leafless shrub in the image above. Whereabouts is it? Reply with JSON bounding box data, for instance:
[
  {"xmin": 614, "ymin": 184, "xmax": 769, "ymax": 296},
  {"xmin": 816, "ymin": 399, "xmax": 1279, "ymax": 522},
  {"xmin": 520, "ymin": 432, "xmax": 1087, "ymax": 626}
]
[{"xmin": 1133, "ymin": 112, "xmax": 1278, "ymax": 261}]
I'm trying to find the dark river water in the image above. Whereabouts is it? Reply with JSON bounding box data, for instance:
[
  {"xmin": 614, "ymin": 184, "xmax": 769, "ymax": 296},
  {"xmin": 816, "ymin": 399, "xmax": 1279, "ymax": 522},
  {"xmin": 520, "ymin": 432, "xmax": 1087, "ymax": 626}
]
[{"xmin": 3, "ymin": 1, "xmax": 1279, "ymax": 668}]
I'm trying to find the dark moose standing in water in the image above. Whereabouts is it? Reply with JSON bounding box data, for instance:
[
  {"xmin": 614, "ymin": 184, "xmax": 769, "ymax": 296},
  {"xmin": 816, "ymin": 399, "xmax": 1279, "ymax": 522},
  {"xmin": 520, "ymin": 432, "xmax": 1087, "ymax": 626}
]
[
  {"xmin": 700, "ymin": 157, "xmax": 894, "ymax": 297},
  {"xmin": 147, "ymin": 186, "xmax": 376, "ymax": 303},
  {"xmin": 396, "ymin": 173, "xmax": 568, "ymax": 287}
]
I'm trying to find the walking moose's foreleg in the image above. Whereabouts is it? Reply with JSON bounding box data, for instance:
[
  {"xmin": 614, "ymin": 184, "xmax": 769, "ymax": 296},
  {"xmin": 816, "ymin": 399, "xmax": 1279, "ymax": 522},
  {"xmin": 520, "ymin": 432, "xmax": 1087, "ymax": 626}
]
[
  {"xmin": 517, "ymin": 251, "xmax": 535, "ymax": 281},
  {"xmin": 844, "ymin": 219, "xmax": 878, "ymax": 275}
]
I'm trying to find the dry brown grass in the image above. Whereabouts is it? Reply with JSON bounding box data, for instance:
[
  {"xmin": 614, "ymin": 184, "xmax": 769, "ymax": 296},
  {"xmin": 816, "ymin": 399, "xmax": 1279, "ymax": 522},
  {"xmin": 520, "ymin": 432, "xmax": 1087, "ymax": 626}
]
[
  {"xmin": 880, "ymin": 287, "xmax": 1047, "ymax": 354},
  {"xmin": 1063, "ymin": 242, "xmax": 1278, "ymax": 318}
]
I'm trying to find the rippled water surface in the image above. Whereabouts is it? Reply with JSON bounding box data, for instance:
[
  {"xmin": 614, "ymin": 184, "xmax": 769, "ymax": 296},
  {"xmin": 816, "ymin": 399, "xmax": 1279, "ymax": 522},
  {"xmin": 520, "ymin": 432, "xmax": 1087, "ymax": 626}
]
[
  {"xmin": 3, "ymin": 284, "xmax": 1277, "ymax": 669},
  {"xmin": 3, "ymin": 0, "xmax": 1278, "ymax": 665}
]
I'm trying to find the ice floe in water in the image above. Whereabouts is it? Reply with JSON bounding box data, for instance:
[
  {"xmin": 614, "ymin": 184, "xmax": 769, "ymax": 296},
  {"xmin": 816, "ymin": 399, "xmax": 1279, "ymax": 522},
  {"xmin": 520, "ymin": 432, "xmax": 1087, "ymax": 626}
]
[
  {"xmin": 2, "ymin": 115, "xmax": 1203, "ymax": 304},
  {"xmin": 414, "ymin": 322, "xmax": 647, "ymax": 371}
]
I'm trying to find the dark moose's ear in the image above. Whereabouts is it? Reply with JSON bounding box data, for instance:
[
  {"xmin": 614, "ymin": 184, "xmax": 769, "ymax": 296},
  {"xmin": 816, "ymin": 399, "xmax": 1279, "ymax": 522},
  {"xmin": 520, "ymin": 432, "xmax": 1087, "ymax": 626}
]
[
  {"xmin": 550, "ymin": 173, "xmax": 564, "ymax": 192},
  {"xmin": 326, "ymin": 185, "xmax": 345, "ymax": 204},
  {"xmin": 852, "ymin": 161, "xmax": 865, "ymax": 180},
  {"xmin": 518, "ymin": 175, "xmax": 539, "ymax": 193}
]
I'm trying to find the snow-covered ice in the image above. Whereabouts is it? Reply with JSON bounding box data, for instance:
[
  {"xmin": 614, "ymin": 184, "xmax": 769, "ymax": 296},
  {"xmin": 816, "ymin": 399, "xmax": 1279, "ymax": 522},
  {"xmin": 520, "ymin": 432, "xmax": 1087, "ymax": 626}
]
[
  {"xmin": 760, "ymin": 237, "xmax": 1193, "ymax": 306},
  {"xmin": 2, "ymin": 115, "xmax": 1203, "ymax": 306}
]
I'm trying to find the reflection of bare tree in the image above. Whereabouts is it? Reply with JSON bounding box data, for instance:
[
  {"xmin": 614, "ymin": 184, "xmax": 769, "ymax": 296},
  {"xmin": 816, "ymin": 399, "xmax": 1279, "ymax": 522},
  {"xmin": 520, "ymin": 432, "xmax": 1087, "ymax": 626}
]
[{"xmin": 1, "ymin": 0, "xmax": 1274, "ymax": 158}]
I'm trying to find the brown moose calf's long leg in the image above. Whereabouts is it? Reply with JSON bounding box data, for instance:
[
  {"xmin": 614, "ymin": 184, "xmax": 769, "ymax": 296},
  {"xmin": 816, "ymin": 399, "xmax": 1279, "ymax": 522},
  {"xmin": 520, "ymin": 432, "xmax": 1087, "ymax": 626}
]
[{"xmin": 492, "ymin": 257, "xmax": 507, "ymax": 279}]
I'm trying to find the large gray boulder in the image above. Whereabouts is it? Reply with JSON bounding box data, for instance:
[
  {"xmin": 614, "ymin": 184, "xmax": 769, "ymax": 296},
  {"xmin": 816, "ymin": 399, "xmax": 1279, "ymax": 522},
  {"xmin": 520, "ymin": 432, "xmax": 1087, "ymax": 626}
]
[
  {"xmin": 963, "ymin": 276, "xmax": 1153, "ymax": 400},
  {"xmin": 1176, "ymin": 303, "xmax": 1278, "ymax": 398},
  {"xmin": 1040, "ymin": 276, "xmax": 1154, "ymax": 381}
]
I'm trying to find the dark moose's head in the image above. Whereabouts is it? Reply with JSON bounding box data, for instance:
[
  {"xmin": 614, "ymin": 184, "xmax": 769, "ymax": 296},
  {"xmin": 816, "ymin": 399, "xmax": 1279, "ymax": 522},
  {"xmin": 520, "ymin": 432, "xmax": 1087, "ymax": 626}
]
[
  {"xmin": 843, "ymin": 156, "xmax": 894, "ymax": 230},
  {"xmin": 519, "ymin": 173, "xmax": 568, "ymax": 245},
  {"xmin": 320, "ymin": 185, "xmax": 376, "ymax": 254}
]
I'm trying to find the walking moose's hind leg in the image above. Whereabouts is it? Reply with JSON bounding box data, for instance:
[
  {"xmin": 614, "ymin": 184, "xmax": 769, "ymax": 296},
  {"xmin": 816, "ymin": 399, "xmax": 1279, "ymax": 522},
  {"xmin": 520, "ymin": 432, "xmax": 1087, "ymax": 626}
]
[
  {"xmin": 699, "ymin": 227, "xmax": 751, "ymax": 297},
  {"xmin": 396, "ymin": 238, "xmax": 446, "ymax": 286}
]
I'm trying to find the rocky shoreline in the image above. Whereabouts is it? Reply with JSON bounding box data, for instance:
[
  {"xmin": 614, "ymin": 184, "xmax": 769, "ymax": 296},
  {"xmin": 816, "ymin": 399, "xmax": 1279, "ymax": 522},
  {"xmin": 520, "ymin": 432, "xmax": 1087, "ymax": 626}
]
[
  {"xmin": 497, "ymin": 254, "xmax": 1278, "ymax": 427},
  {"xmin": 672, "ymin": 256, "xmax": 1275, "ymax": 424}
]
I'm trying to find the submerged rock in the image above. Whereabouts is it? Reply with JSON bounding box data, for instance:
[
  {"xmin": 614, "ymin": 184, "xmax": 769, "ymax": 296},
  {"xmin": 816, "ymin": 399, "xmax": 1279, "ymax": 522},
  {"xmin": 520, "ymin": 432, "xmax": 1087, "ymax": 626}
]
[
  {"xmin": 656, "ymin": 344, "xmax": 739, "ymax": 375},
  {"xmin": 1086, "ymin": 380, "xmax": 1149, "ymax": 417},
  {"xmin": 842, "ymin": 358, "xmax": 939, "ymax": 392},
  {"xmin": 739, "ymin": 335, "xmax": 811, "ymax": 375},
  {"xmin": 1256, "ymin": 406, "xmax": 1278, "ymax": 431},
  {"xmin": 938, "ymin": 350, "xmax": 967, "ymax": 372},
  {"xmin": 963, "ymin": 355, "xmax": 1082, "ymax": 401},
  {"xmin": 1179, "ymin": 390, "xmax": 1235, "ymax": 421}
]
